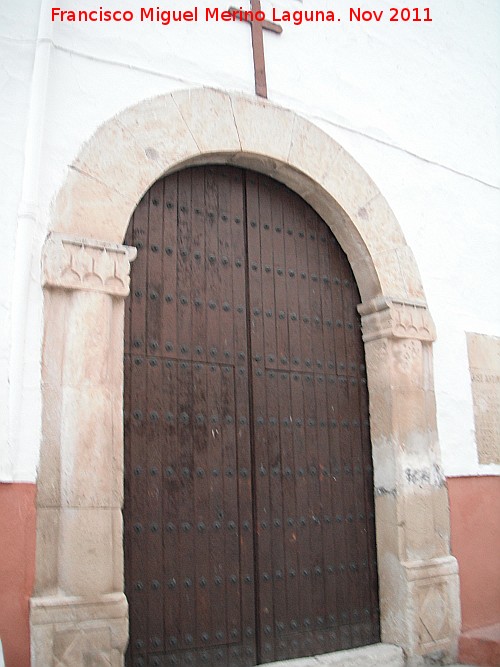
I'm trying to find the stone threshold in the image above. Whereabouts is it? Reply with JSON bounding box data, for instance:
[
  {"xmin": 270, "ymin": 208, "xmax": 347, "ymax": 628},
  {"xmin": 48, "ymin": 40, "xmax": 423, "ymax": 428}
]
[{"xmin": 259, "ymin": 644, "xmax": 404, "ymax": 667}]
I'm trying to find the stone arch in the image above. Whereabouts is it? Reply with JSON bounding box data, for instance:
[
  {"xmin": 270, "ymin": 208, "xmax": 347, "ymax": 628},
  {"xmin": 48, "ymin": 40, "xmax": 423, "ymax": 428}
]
[
  {"xmin": 32, "ymin": 88, "xmax": 460, "ymax": 667},
  {"xmin": 51, "ymin": 87, "xmax": 423, "ymax": 305}
]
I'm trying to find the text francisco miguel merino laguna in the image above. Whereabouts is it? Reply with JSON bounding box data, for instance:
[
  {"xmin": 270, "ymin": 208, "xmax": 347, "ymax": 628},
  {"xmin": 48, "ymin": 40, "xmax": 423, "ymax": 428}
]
[{"xmin": 51, "ymin": 6, "xmax": 340, "ymax": 25}]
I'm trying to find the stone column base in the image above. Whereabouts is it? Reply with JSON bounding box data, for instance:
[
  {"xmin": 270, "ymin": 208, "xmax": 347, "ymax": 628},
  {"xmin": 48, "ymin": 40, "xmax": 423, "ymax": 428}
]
[
  {"xmin": 403, "ymin": 556, "xmax": 460, "ymax": 665},
  {"xmin": 30, "ymin": 593, "xmax": 128, "ymax": 667}
]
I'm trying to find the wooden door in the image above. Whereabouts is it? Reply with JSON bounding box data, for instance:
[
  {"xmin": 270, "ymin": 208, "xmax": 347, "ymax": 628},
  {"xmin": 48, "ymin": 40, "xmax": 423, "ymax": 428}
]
[{"xmin": 123, "ymin": 166, "xmax": 379, "ymax": 667}]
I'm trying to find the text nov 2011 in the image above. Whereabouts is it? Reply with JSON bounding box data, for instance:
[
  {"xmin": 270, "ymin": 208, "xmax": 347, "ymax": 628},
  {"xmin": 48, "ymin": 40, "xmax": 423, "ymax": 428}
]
[{"xmin": 50, "ymin": 6, "xmax": 433, "ymax": 25}]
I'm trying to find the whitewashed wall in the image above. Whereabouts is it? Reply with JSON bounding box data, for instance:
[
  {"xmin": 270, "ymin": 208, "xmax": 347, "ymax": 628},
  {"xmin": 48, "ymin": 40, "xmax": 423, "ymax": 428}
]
[
  {"xmin": 0, "ymin": 0, "xmax": 40, "ymax": 480},
  {"xmin": 1, "ymin": 0, "xmax": 499, "ymax": 481}
]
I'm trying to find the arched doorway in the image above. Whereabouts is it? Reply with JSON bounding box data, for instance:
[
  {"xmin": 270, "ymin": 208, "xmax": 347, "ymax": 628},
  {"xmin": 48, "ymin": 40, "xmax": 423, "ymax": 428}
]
[
  {"xmin": 32, "ymin": 89, "xmax": 459, "ymax": 667},
  {"xmin": 123, "ymin": 165, "xmax": 379, "ymax": 666}
]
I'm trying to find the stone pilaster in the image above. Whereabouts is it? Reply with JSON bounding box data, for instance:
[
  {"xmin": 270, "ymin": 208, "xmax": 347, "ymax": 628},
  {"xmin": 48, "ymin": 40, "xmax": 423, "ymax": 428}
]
[
  {"xmin": 359, "ymin": 297, "xmax": 460, "ymax": 664},
  {"xmin": 31, "ymin": 233, "xmax": 136, "ymax": 667}
]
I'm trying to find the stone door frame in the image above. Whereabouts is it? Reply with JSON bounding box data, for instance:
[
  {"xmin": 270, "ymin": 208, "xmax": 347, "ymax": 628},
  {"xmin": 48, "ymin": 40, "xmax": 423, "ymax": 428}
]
[{"xmin": 31, "ymin": 88, "xmax": 460, "ymax": 666}]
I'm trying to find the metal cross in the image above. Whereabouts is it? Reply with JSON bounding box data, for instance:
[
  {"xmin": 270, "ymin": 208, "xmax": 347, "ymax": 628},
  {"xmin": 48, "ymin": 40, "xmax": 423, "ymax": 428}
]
[{"xmin": 229, "ymin": 0, "xmax": 282, "ymax": 98}]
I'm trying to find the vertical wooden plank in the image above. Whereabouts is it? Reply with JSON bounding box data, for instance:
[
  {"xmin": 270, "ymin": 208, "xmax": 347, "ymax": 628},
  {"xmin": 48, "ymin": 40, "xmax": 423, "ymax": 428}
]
[
  {"xmin": 188, "ymin": 169, "xmax": 211, "ymax": 651},
  {"xmin": 177, "ymin": 170, "xmax": 193, "ymax": 365},
  {"xmin": 343, "ymin": 270, "xmax": 364, "ymax": 647},
  {"xmin": 338, "ymin": 252, "xmax": 362, "ymax": 648},
  {"xmin": 270, "ymin": 179, "xmax": 290, "ymax": 375},
  {"xmin": 338, "ymin": 373, "xmax": 355, "ymax": 649},
  {"xmin": 199, "ymin": 167, "xmax": 228, "ymax": 655},
  {"xmin": 145, "ymin": 353, "xmax": 164, "ymax": 652},
  {"xmin": 267, "ymin": 182, "xmax": 291, "ymax": 661},
  {"xmin": 317, "ymin": 229, "xmax": 337, "ymax": 394},
  {"xmin": 177, "ymin": 360, "xmax": 196, "ymax": 650},
  {"xmin": 304, "ymin": 207, "xmax": 326, "ymax": 657},
  {"xmin": 146, "ymin": 179, "xmax": 164, "ymax": 351},
  {"xmin": 190, "ymin": 167, "xmax": 207, "ymax": 369},
  {"xmin": 247, "ymin": 172, "xmax": 282, "ymax": 665},
  {"xmin": 144, "ymin": 179, "xmax": 165, "ymax": 654},
  {"xmin": 245, "ymin": 172, "xmax": 272, "ymax": 663},
  {"xmin": 283, "ymin": 191, "xmax": 302, "ymax": 376},
  {"xmin": 219, "ymin": 177, "xmax": 241, "ymax": 647},
  {"xmin": 205, "ymin": 168, "xmax": 221, "ymax": 368},
  {"xmin": 125, "ymin": 192, "xmax": 150, "ymax": 660},
  {"xmin": 217, "ymin": 169, "xmax": 245, "ymax": 658},
  {"xmin": 290, "ymin": 372, "xmax": 312, "ymax": 653},
  {"xmin": 172, "ymin": 170, "xmax": 197, "ymax": 652},
  {"xmin": 314, "ymin": 216, "xmax": 338, "ymax": 651},
  {"xmin": 230, "ymin": 168, "xmax": 256, "ymax": 666},
  {"xmin": 274, "ymin": 369, "xmax": 291, "ymax": 661},
  {"xmin": 303, "ymin": 367, "xmax": 324, "ymax": 655},
  {"xmin": 280, "ymin": 191, "xmax": 302, "ymax": 654},
  {"xmin": 323, "ymin": 231, "xmax": 349, "ymax": 653},
  {"xmin": 207, "ymin": 364, "xmax": 228, "ymax": 649},
  {"xmin": 314, "ymin": 364, "xmax": 333, "ymax": 622},
  {"xmin": 256, "ymin": 178, "xmax": 277, "ymax": 376},
  {"xmin": 162, "ymin": 175, "xmax": 178, "ymax": 359},
  {"xmin": 307, "ymin": 213, "xmax": 333, "ymax": 641},
  {"xmin": 220, "ymin": 363, "xmax": 241, "ymax": 647},
  {"xmin": 304, "ymin": 206, "xmax": 325, "ymax": 378},
  {"xmin": 128, "ymin": 354, "xmax": 149, "ymax": 658},
  {"xmin": 217, "ymin": 169, "xmax": 236, "ymax": 367},
  {"xmin": 360, "ymin": 362, "xmax": 380, "ymax": 644},
  {"xmin": 295, "ymin": 200, "xmax": 312, "ymax": 375},
  {"xmin": 192, "ymin": 363, "xmax": 212, "ymax": 648},
  {"xmin": 128, "ymin": 194, "xmax": 148, "ymax": 372},
  {"xmin": 326, "ymin": 370, "xmax": 344, "ymax": 653},
  {"xmin": 289, "ymin": 197, "xmax": 315, "ymax": 657},
  {"xmin": 330, "ymin": 240, "xmax": 348, "ymax": 378},
  {"xmin": 162, "ymin": 357, "xmax": 180, "ymax": 652}
]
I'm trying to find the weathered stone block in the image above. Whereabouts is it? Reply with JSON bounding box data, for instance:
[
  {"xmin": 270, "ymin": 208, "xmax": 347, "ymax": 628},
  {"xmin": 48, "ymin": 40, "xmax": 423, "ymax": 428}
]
[
  {"xmin": 31, "ymin": 594, "xmax": 128, "ymax": 667},
  {"xmin": 173, "ymin": 87, "xmax": 241, "ymax": 154},
  {"xmin": 58, "ymin": 508, "xmax": 114, "ymax": 596},
  {"xmin": 466, "ymin": 332, "xmax": 500, "ymax": 465}
]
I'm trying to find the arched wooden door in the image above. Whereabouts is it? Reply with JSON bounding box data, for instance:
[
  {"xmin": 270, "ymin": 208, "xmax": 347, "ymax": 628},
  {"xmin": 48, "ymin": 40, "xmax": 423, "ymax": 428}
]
[{"xmin": 123, "ymin": 166, "xmax": 379, "ymax": 667}]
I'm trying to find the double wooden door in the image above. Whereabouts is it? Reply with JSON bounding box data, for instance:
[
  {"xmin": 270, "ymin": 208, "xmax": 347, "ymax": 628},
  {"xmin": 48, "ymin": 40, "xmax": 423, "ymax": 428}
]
[{"xmin": 123, "ymin": 166, "xmax": 379, "ymax": 667}]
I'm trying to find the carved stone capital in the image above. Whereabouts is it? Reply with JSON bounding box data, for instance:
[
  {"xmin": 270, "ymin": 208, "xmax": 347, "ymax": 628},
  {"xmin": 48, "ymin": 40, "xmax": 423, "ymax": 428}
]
[
  {"xmin": 359, "ymin": 297, "xmax": 436, "ymax": 342},
  {"xmin": 42, "ymin": 233, "xmax": 137, "ymax": 297}
]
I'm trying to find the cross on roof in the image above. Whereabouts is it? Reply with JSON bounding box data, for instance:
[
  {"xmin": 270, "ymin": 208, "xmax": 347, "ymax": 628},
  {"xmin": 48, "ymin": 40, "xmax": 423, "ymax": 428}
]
[{"xmin": 229, "ymin": 0, "xmax": 283, "ymax": 98}]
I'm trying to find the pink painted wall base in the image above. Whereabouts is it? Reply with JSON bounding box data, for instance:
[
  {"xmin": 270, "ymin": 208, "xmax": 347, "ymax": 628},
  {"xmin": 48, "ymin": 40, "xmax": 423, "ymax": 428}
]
[
  {"xmin": 0, "ymin": 483, "xmax": 36, "ymax": 667},
  {"xmin": 459, "ymin": 623, "xmax": 500, "ymax": 667},
  {"xmin": 448, "ymin": 476, "xmax": 500, "ymax": 667}
]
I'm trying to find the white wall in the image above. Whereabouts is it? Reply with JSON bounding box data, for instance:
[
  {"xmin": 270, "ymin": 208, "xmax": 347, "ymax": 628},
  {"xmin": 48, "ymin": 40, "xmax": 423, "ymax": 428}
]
[
  {"xmin": 1, "ymin": 0, "xmax": 499, "ymax": 481},
  {"xmin": 0, "ymin": 0, "xmax": 41, "ymax": 480}
]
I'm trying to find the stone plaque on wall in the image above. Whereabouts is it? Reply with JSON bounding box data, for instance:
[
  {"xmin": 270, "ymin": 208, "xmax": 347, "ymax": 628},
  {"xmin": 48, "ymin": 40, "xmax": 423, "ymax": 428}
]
[{"xmin": 466, "ymin": 332, "xmax": 500, "ymax": 465}]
